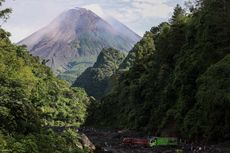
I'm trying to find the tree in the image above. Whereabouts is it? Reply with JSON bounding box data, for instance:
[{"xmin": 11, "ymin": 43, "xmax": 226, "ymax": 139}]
[
  {"xmin": 170, "ymin": 4, "xmax": 186, "ymax": 25},
  {"xmin": 0, "ymin": 1, "xmax": 90, "ymax": 152},
  {"xmin": 0, "ymin": 0, "xmax": 12, "ymax": 25},
  {"xmin": 88, "ymin": 0, "xmax": 230, "ymax": 142}
]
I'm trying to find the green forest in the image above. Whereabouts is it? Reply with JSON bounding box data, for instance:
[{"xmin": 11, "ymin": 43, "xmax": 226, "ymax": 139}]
[
  {"xmin": 0, "ymin": 0, "xmax": 230, "ymax": 152},
  {"xmin": 87, "ymin": 0, "xmax": 230, "ymax": 142},
  {"xmin": 0, "ymin": 1, "xmax": 90, "ymax": 152}
]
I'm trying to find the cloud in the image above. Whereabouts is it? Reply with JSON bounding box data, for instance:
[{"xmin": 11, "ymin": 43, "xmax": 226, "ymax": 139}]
[
  {"xmin": 120, "ymin": 0, "xmax": 131, "ymax": 2},
  {"xmin": 4, "ymin": 25, "xmax": 41, "ymax": 43},
  {"xmin": 131, "ymin": 1, "xmax": 173, "ymax": 18},
  {"xmin": 106, "ymin": 8, "xmax": 140, "ymax": 23},
  {"xmin": 103, "ymin": 0, "xmax": 173, "ymax": 24},
  {"xmin": 82, "ymin": 4, "xmax": 105, "ymax": 18},
  {"xmin": 133, "ymin": 0, "xmax": 168, "ymax": 5},
  {"xmin": 3, "ymin": 0, "xmax": 187, "ymax": 41}
]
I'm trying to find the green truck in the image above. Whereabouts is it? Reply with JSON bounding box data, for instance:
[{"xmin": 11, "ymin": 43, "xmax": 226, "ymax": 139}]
[{"xmin": 149, "ymin": 137, "xmax": 178, "ymax": 147}]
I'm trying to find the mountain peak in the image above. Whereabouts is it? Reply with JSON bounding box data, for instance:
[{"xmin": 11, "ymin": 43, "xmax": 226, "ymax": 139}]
[
  {"xmin": 65, "ymin": 7, "xmax": 94, "ymax": 15},
  {"xmin": 19, "ymin": 8, "xmax": 141, "ymax": 81},
  {"xmin": 74, "ymin": 7, "xmax": 86, "ymax": 10}
]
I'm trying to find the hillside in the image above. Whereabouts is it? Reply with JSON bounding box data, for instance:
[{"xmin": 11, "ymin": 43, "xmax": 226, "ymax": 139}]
[
  {"xmin": 0, "ymin": 27, "xmax": 90, "ymax": 152},
  {"xmin": 86, "ymin": 1, "xmax": 230, "ymax": 142},
  {"xmin": 119, "ymin": 31, "xmax": 155, "ymax": 70},
  {"xmin": 73, "ymin": 48, "xmax": 125, "ymax": 99},
  {"xmin": 18, "ymin": 7, "xmax": 141, "ymax": 83}
]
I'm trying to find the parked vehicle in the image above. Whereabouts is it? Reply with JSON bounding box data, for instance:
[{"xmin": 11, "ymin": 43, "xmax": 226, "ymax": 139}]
[
  {"xmin": 122, "ymin": 137, "xmax": 178, "ymax": 147},
  {"xmin": 149, "ymin": 137, "xmax": 178, "ymax": 147},
  {"xmin": 122, "ymin": 138, "xmax": 149, "ymax": 146}
]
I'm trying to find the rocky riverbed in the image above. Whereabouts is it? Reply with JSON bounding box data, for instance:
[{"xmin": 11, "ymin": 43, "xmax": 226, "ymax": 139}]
[{"xmin": 80, "ymin": 128, "xmax": 230, "ymax": 153}]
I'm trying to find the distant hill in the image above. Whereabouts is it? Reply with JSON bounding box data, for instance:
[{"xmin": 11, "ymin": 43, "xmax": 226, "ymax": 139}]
[
  {"xmin": 18, "ymin": 7, "xmax": 141, "ymax": 83},
  {"xmin": 72, "ymin": 48, "xmax": 125, "ymax": 99}
]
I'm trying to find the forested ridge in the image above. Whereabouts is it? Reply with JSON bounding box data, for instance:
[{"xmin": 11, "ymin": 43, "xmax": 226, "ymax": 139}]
[
  {"xmin": 0, "ymin": 1, "xmax": 90, "ymax": 152},
  {"xmin": 73, "ymin": 48, "xmax": 125, "ymax": 99},
  {"xmin": 87, "ymin": 0, "xmax": 230, "ymax": 142}
]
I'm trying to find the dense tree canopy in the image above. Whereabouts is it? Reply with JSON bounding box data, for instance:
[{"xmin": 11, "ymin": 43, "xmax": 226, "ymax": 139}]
[
  {"xmin": 87, "ymin": 0, "xmax": 230, "ymax": 142},
  {"xmin": 73, "ymin": 48, "xmax": 125, "ymax": 99},
  {"xmin": 0, "ymin": 2, "xmax": 90, "ymax": 152},
  {"xmin": 0, "ymin": 28, "xmax": 90, "ymax": 152}
]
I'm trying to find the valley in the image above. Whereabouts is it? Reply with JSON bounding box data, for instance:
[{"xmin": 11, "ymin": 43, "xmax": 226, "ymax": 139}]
[{"xmin": 0, "ymin": 0, "xmax": 229, "ymax": 153}]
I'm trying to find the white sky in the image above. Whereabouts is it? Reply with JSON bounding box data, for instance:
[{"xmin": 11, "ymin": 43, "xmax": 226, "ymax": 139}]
[{"xmin": 2, "ymin": 0, "xmax": 187, "ymax": 42}]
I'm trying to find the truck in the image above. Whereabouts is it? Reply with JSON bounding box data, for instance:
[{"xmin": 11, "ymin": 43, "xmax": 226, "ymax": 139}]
[
  {"xmin": 122, "ymin": 137, "xmax": 178, "ymax": 147},
  {"xmin": 149, "ymin": 137, "xmax": 178, "ymax": 147},
  {"xmin": 122, "ymin": 138, "xmax": 149, "ymax": 146}
]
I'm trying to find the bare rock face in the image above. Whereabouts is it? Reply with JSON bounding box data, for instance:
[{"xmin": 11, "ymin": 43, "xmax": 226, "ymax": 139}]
[{"xmin": 19, "ymin": 7, "xmax": 141, "ymax": 77}]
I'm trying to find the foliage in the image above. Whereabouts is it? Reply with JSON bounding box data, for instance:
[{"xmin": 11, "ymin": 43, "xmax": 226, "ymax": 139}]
[
  {"xmin": 184, "ymin": 55, "xmax": 230, "ymax": 141},
  {"xmin": 88, "ymin": 1, "xmax": 230, "ymax": 142},
  {"xmin": 0, "ymin": 0, "xmax": 12, "ymax": 24},
  {"xmin": 73, "ymin": 48, "xmax": 125, "ymax": 99},
  {"xmin": 119, "ymin": 31, "xmax": 154, "ymax": 70},
  {"xmin": 0, "ymin": 22, "xmax": 90, "ymax": 153},
  {"xmin": 0, "ymin": 129, "xmax": 88, "ymax": 153}
]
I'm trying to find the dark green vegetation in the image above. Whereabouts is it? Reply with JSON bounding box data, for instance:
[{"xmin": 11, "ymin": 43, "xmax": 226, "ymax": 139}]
[
  {"xmin": 87, "ymin": 0, "xmax": 230, "ymax": 142},
  {"xmin": 73, "ymin": 48, "xmax": 125, "ymax": 99},
  {"xmin": 119, "ymin": 31, "xmax": 155, "ymax": 70},
  {"xmin": 0, "ymin": 2, "xmax": 90, "ymax": 152}
]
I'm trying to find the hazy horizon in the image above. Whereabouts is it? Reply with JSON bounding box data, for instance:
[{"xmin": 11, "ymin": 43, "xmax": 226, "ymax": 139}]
[{"xmin": 2, "ymin": 0, "xmax": 186, "ymax": 42}]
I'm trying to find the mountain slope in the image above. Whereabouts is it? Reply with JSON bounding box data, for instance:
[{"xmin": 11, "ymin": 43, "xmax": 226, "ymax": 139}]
[
  {"xmin": 73, "ymin": 48, "xmax": 125, "ymax": 99},
  {"xmin": 19, "ymin": 7, "xmax": 141, "ymax": 82},
  {"xmin": 87, "ymin": 2, "xmax": 230, "ymax": 142},
  {"xmin": 106, "ymin": 17, "xmax": 141, "ymax": 43}
]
